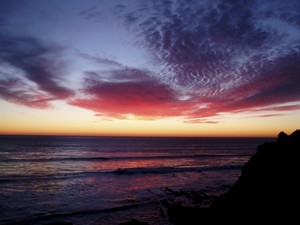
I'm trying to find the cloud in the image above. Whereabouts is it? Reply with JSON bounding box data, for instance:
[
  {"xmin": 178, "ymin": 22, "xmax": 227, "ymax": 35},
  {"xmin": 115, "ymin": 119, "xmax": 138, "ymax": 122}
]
[
  {"xmin": 118, "ymin": 0, "xmax": 269, "ymax": 88},
  {"xmin": 0, "ymin": 33, "xmax": 73, "ymax": 108},
  {"xmin": 70, "ymin": 62, "xmax": 197, "ymax": 119},
  {"xmin": 264, "ymin": 104, "xmax": 300, "ymax": 112},
  {"xmin": 71, "ymin": 0, "xmax": 300, "ymax": 122},
  {"xmin": 0, "ymin": 77, "xmax": 52, "ymax": 108},
  {"xmin": 101, "ymin": 0, "xmax": 300, "ymax": 121},
  {"xmin": 251, "ymin": 114, "xmax": 285, "ymax": 118},
  {"xmin": 220, "ymin": 51, "xmax": 300, "ymax": 112},
  {"xmin": 2, "ymin": 0, "xmax": 299, "ymax": 122}
]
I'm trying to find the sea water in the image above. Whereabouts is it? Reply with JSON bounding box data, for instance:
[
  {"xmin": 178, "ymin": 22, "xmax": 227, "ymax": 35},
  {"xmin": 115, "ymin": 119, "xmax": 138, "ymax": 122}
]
[{"xmin": 0, "ymin": 135, "xmax": 274, "ymax": 225}]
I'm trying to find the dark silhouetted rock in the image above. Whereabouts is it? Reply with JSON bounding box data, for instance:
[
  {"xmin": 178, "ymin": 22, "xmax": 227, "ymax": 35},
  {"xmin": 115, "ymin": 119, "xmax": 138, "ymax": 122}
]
[
  {"xmin": 278, "ymin": 131, "xmax": 288, "ymax": 142},
  {"xmin": 167, "ymin": 202, "xmax": 216, "ymax": 225},
  {"xmin": 168, "ymin": 130, "xmax": 300, "ymax": 224},
  {"xmin": 118, "ymin": 218, "xmax": 149, "ymax": 225}
]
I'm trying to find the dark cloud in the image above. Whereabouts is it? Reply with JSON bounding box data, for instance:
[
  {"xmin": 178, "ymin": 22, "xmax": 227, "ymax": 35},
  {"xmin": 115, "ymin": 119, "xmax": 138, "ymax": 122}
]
[
  {"xmin": 221, "ymin": 51, "xmax": 300, "ymax": 112},
  {"xmin": 118, "ymin": 0, "xmax": 270, "ymax": 89},
  {"xmin": 0, "ymin": 33, "xmax": 73, "ymax": 108},
  {"xmin": 0, "ymin": 77, "xmax": 52, "ymax": 108}
]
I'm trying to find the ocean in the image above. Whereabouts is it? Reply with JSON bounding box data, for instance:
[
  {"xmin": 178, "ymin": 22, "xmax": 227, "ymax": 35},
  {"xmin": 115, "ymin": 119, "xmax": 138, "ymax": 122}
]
[{"xmin": 0, "ymin": 135, "xmax": 274, "ymax": 225}]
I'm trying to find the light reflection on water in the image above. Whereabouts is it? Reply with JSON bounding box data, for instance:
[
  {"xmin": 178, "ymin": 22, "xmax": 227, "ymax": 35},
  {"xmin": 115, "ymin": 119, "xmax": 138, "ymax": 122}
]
[{"xmin": 0, "ymin": 136, "xmax": 274, "ymax": 224}]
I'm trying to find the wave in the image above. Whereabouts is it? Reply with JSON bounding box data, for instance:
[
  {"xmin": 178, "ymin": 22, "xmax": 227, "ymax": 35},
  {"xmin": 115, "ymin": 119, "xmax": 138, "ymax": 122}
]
[
  {"xmin": 0, "ymin": 165, "xmax": 242, "ymax": 184},
  {"xmin": 111, "ymin": 166, "xmax": 203, "ymax": 175},
  {"xmin": 0, "ymin": 156, "xmax": 111, "ymax": 163},
  {"xmin": 111, "ymin": 165, "xmax": 241, "ymax": 175},
  {"xmin": 0, "ymin": 153, "xmax": 249, "ymax": 163},
  {"xmin": 0, "ymin": 203, "xmax": 140, "ymax": 225}
]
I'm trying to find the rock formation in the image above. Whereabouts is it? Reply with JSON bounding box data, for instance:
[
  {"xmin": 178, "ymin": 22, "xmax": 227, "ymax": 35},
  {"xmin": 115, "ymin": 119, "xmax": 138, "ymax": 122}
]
[{"xmin": 168, "ymin": 130, "xmax": 300, "ymax": 224}]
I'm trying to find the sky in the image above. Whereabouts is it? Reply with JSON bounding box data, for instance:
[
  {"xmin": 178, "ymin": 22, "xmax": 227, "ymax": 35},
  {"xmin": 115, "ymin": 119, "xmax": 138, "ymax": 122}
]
[{"xmin": 0, "ymin": 0, "xmax": 300, "ymax": 137}]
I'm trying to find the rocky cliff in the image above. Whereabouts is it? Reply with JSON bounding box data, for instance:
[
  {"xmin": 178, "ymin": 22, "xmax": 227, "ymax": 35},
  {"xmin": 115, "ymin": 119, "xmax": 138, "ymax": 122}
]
[{"xmin": 168, "ymin": 130, "xmax": 300, "ymax": 224}]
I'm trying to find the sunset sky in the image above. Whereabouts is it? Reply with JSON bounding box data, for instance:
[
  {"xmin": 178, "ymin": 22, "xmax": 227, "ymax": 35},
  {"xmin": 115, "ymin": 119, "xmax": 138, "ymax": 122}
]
[{"xmin": 0, "ymin": 0, "xmax": 300, "ymax": 137}]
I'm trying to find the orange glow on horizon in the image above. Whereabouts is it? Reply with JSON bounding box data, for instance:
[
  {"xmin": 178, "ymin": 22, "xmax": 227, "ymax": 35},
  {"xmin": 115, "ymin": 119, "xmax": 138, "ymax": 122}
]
[{"xmin": 1, "ymin": 100, "xmax": 299, "ymax": 138}]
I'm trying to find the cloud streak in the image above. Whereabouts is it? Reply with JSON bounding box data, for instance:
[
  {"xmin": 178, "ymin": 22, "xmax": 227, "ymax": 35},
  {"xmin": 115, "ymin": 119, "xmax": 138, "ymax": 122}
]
[{"xmin": 0, "ymin": 33, "xmax": 73, "ymax": 108}]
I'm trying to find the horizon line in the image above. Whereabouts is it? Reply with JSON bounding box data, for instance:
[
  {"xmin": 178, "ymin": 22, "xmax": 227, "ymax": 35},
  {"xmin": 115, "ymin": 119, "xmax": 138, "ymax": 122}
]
[{"xmin": 0, "ymin": 133, "xmax": 276, "ymax": 139}]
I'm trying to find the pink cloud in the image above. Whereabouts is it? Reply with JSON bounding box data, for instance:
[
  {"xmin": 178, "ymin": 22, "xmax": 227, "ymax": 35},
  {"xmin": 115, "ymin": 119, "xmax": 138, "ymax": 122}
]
[
  {"xmin": 70, "ymin": 48, "xmax": 300, "ymax": 122},
  {"xmin": 70, "ymin": 68, "xmax": 197, "ymax": 119}
]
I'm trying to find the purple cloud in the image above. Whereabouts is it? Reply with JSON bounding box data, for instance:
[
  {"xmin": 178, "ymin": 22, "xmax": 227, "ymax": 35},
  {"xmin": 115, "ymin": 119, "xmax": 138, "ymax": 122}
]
[
  {"xmin": 103, "ymin": 0, "xmax": 300, "ymax": 120},
  {"xmin": 0, "ymin": 33, "xmax": 73, "ymax": 108},
  {"xmin": 0, "ymin": 77, "xmax": 52, "ymax": 108}
]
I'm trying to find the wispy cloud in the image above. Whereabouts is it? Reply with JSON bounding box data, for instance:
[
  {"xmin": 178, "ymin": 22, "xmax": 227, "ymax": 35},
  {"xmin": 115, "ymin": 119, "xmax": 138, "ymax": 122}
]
[
  {"xmin": 250, "ymin": 113, "xmax": 285, "ymax": 118},
  {"xmin": 0, "ymin": 33, "xmax": 73, "ymax": 108},
  {"xmin": 0, "ymin": 77, "xmax": 52, "ymax": 108}
]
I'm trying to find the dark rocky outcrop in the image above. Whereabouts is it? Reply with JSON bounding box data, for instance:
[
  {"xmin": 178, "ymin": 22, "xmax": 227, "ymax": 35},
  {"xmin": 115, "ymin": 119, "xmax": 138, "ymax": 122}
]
[{"xmin": 168, "ymin": 130, "xmax": 300, "ymax": 224}]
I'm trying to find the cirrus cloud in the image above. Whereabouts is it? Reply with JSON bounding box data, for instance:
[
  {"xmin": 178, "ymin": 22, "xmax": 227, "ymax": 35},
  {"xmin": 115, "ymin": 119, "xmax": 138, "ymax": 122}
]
[{"xmin": 0, "ymin": 33, "xmax": 74, "ymax": 108}]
